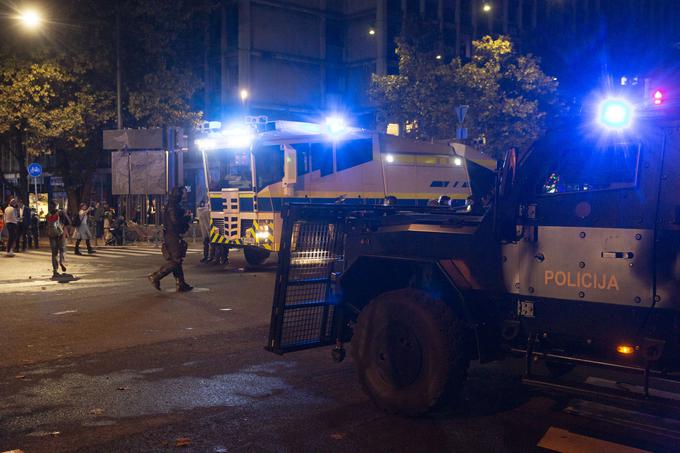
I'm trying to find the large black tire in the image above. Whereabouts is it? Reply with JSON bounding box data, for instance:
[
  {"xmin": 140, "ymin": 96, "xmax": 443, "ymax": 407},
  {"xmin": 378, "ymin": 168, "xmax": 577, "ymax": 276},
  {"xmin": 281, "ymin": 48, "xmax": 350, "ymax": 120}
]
[
  {"xmin": 351, "ymin": 288, "xmax": 471, "ymax": 415},
  {"xmin": 244, "ymin": 246, "xmax": 270, "ymax": 266}
]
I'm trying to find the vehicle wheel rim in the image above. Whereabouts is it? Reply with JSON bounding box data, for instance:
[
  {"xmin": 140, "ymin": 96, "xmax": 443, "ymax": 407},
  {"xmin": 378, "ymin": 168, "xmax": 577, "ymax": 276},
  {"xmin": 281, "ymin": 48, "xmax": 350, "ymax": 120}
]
[{"xmin": 374, "ymin": 322, "xmax": 423, "ymax": 388}]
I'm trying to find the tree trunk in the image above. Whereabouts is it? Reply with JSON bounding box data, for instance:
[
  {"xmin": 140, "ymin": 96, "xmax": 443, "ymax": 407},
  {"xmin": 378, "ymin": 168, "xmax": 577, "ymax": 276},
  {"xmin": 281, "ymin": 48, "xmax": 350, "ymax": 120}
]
[{"xmin": 10, "ymin": 125, "xmax": 29, "ymax": 203}]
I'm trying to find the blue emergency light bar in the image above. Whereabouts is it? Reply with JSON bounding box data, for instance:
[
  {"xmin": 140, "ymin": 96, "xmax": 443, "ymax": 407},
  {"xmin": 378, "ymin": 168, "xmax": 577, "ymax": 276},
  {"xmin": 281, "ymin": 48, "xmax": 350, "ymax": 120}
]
[{"xmin": 598, "ymin": 98, "xmax": 633, "ymax": 130}]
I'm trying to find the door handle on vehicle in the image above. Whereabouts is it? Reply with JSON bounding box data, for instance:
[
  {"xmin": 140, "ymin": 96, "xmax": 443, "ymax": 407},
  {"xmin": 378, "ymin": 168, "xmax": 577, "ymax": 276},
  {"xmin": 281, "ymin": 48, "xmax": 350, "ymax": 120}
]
[{"xmin": 601, "ymin": 251, "xmax": 634, "ymax": 259}]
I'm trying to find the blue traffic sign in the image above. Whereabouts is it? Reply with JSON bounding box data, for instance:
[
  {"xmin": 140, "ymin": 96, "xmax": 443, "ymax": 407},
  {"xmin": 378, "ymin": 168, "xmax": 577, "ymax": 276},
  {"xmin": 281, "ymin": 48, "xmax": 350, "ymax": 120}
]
[{"xmin": 27, "ymin": 163, "xmax": 42, "ymax": 177}]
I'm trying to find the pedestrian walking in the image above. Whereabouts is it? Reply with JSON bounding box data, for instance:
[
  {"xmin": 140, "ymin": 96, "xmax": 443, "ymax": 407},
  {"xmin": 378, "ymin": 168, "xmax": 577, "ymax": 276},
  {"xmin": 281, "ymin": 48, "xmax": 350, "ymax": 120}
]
[
  {"xmin": 148, "ymin": 186, "xmax": 193, "ymax": 292},
  {"xmin": 58, "ymin": 208, "xmax": 71, "ymax": 267},
  {"xmin": 73, "ymin": 203, "xmax": 96, "ymax": 255},
  {"xmin": 197, "ymin": 200, "xmax": 214, "ymax": 263},
  {"xmin": 4, "ymin": 198, "xmax": 18, "ymax": 257},
  {"xmin": 46, "ymin": 202, "xmax": 69, "ymax": 278}
]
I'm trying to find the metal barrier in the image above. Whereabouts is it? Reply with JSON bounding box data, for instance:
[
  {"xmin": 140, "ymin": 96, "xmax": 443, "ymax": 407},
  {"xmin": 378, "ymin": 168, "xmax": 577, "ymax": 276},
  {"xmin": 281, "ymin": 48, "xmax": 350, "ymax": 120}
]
[{"xmin": 267, "ymin": 205, "xmax": 346, "ymax": 354}]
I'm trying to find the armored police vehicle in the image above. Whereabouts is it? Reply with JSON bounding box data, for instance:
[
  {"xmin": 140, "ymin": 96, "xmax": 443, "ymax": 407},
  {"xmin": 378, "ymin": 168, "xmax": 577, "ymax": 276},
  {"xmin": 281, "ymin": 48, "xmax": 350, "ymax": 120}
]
[
  {"xmin": 196, "ymin": 118, "xmax": 493, "ymax": 266},
  {"xmin": 266, "ymin": 90, "xmax": 680, "ymax": 415}
]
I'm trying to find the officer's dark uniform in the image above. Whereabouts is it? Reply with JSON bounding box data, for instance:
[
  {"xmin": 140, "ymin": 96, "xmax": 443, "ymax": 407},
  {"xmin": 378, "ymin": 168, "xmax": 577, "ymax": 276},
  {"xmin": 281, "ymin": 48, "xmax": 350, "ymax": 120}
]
[{"xmin": 148, "ymin": 187, "xmax": 193, "ymax": 292}]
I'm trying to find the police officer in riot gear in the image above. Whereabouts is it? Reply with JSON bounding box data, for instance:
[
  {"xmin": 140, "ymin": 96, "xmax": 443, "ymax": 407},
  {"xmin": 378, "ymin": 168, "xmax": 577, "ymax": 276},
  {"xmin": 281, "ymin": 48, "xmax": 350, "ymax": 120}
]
[{"xmin": 148, "ymin": 186, "xmax": 193, "ymax": 292}]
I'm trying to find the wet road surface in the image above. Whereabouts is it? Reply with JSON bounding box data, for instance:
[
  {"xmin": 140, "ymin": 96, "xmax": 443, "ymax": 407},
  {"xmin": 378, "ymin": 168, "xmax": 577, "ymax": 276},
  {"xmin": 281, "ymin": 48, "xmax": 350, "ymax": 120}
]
[{"xmin": 1, "ymin": 245, "xmax": 680, "ymax": 452}]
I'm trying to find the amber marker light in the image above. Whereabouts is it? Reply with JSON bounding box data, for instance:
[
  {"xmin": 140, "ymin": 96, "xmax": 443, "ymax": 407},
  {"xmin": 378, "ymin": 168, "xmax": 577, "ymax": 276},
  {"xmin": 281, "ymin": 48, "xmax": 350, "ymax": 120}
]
[{"xmin": 616, "ymin": 345, "xmax": 635, "ymax": 355}]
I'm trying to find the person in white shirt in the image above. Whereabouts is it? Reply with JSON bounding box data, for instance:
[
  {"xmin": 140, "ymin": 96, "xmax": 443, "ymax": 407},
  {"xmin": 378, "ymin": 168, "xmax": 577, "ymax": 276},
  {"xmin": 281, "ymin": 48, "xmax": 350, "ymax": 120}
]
[
  {"xmin": 4, "ymin": 198, "xmax": 18, "ymax": 257},
  {"xmin": 74, "ymin": 203, "xmax": 96, "ymax": 255}
]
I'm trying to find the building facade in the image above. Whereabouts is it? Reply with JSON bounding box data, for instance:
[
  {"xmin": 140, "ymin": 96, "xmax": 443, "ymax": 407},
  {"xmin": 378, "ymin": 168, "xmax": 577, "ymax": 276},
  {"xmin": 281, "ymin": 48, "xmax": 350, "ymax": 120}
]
[{"xmin": 202, "ymin": 0, "xmax": 680, "ymax": 127}]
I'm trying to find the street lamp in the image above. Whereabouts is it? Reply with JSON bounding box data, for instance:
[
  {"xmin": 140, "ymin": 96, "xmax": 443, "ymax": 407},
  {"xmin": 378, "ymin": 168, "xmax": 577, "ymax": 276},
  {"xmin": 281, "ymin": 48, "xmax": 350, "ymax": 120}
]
[
  {"xmin": 482, "ymin": 3, "xmax": 492, "ymax": 13},
  {"xmin": 240, "ymin": 89, "xmax": 249, "ymax": 103},
  {"xmin": 17, "ymin": 8, "xmax": 43, "ymax": 30}
]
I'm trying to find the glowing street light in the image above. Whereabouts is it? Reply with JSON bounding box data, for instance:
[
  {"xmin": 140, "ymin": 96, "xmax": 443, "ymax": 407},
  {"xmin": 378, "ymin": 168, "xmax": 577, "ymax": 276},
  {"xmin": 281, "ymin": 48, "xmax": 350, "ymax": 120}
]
[
  {"xmin": 482, "ymin": 3, "xmax": 492, "ymax": 13},
  {"xmin": 240, "ymin": 88, "xmax": 249, "ymax": 103},
  {"xmin": 368, "ymin": 28, "xmax": 376, "ymax": 36},
  {"xmin": 17, "ymin": 8, "xmax": 43, "ymax": 30}
]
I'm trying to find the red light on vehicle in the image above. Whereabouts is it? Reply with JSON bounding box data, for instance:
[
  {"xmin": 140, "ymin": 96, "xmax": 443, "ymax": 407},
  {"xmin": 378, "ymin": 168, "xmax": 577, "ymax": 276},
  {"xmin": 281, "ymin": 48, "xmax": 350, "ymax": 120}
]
[{"xmin": 653, "ymin": 90, "xmax": 663, "ymax": 105}]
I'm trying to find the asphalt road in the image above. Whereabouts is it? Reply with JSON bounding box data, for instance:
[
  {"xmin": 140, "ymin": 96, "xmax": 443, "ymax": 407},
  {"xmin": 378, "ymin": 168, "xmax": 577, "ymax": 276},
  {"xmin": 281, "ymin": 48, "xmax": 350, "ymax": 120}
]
[{"xmin": 1, "ymin": 243, "xmax": 680, "ymax": 452}]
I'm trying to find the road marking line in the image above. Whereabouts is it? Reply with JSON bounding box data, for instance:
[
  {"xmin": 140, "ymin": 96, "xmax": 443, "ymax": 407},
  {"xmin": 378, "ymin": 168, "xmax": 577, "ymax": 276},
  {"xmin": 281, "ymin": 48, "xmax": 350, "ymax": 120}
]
[
  {"xmin": 537, "ymin": 427, "xmax": 650, "ymax": 453},
  {"xmin": 52, "ymin": 310, "xmax": 78, "ymax": 315}
]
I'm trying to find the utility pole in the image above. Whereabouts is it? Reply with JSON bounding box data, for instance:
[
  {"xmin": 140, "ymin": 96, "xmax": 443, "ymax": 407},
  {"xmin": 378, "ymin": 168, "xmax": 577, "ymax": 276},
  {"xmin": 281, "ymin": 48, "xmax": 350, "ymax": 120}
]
[
  {"xmin": 116, "ymin": 3, "xmax": 122, "ymax": 130},
  {"xmin": 204, "ymin": 13, "xmax": 210, "ymax": 114},
  {"xmin": 115, "ymin": 3, "xmax": 128, "ymax": 219}
]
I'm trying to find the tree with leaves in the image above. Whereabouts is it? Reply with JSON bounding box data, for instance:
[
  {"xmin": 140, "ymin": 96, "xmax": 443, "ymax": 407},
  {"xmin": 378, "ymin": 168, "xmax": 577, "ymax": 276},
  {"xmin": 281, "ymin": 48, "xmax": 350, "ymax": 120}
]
[
  {"xmin": 370, "ymin": 35, "xmax": 560, "ymax": 159},
  {"xmin": 0, "ymin": 0, "xmax": 209, "ymax": 207},
  {"xmin": 0, "ymin": 58, "xmax": 113, "ymax": 203}
]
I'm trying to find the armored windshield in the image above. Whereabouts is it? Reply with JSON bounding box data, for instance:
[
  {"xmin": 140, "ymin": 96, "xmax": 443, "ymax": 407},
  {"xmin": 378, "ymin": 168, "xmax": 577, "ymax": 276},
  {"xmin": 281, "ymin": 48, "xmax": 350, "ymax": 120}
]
[{"xmin": 537, "ymin": 141, "xmax": 641, "ymax": 195}]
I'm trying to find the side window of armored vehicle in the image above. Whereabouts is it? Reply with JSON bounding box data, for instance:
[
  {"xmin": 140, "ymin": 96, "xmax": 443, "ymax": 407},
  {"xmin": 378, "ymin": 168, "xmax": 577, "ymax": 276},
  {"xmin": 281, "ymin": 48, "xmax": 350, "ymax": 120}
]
[
  {"xmin": 540, "ymin": 143, "xmax": 640, "ymax": 194},
  {"xmin": 255, "ymin": 145, "xmax": 285, "ymax": 189},
  {"xmin": 311, "ymin": 142, "xmax": 334, "ymax": 177},
  {"xmin": 336, "ymin": 138, "xmax": 373, "ymax": 172},
  {"xmin": 292, "ymin": 143, "xmax": 312, "ymax": 176}
]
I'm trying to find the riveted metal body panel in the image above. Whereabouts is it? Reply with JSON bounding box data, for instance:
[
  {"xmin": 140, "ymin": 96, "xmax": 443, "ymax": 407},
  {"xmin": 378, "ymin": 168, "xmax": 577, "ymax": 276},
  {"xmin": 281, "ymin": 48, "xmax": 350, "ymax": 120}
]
[{"xmin": 502, "ymin": 227, "xmax": 654, "ymax": 306}]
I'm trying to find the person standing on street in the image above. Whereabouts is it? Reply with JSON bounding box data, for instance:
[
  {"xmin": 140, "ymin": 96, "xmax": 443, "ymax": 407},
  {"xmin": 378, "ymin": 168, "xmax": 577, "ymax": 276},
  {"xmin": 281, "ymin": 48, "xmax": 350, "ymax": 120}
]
[
  {"xmin": 4, "ymin": 198, "xmax": 18, "ymax": 257},
  {"xmin": 197, "ymin": 200, "xmax": 214, "ymax": 263},
  {"xmin": 46, "ymin": 202, "xmax": 69, "ymax": 278},
  {"xmin": 19, "ymin": 199, "xmax": 31, "ymax": 251},
  {"xmin": 58, "ymin": 207, "xmax": 71, "ymax": 267},
  {"xmin": 148, "ymin": 186, "xmax": 193, "ymax": 292},
  {"xmin": 74, "ymin": 203, "xmax": 96, "ymax": 255}
]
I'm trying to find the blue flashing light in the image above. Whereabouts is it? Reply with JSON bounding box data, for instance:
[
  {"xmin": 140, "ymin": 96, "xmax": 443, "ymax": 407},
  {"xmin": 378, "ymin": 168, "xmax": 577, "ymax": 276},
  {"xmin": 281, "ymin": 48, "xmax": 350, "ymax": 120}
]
[
  {"xmin": 195, "ymin": 123, "xmax": 255, "ymax": 151},
  {"xmin": 325, "ymin": 116, "xmax": 348, "ymax": 137},
  {"xmin": 598, "ymin": 98, "xmax": 633, "ymax": 129}
]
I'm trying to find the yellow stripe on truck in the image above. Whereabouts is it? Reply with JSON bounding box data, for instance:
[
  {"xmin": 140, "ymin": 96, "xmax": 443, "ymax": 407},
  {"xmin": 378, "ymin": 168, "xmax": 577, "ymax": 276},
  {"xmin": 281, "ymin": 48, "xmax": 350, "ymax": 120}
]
[{"xmin": 260, "ymin": 190, "xmax": 469, "ymax": 200}]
